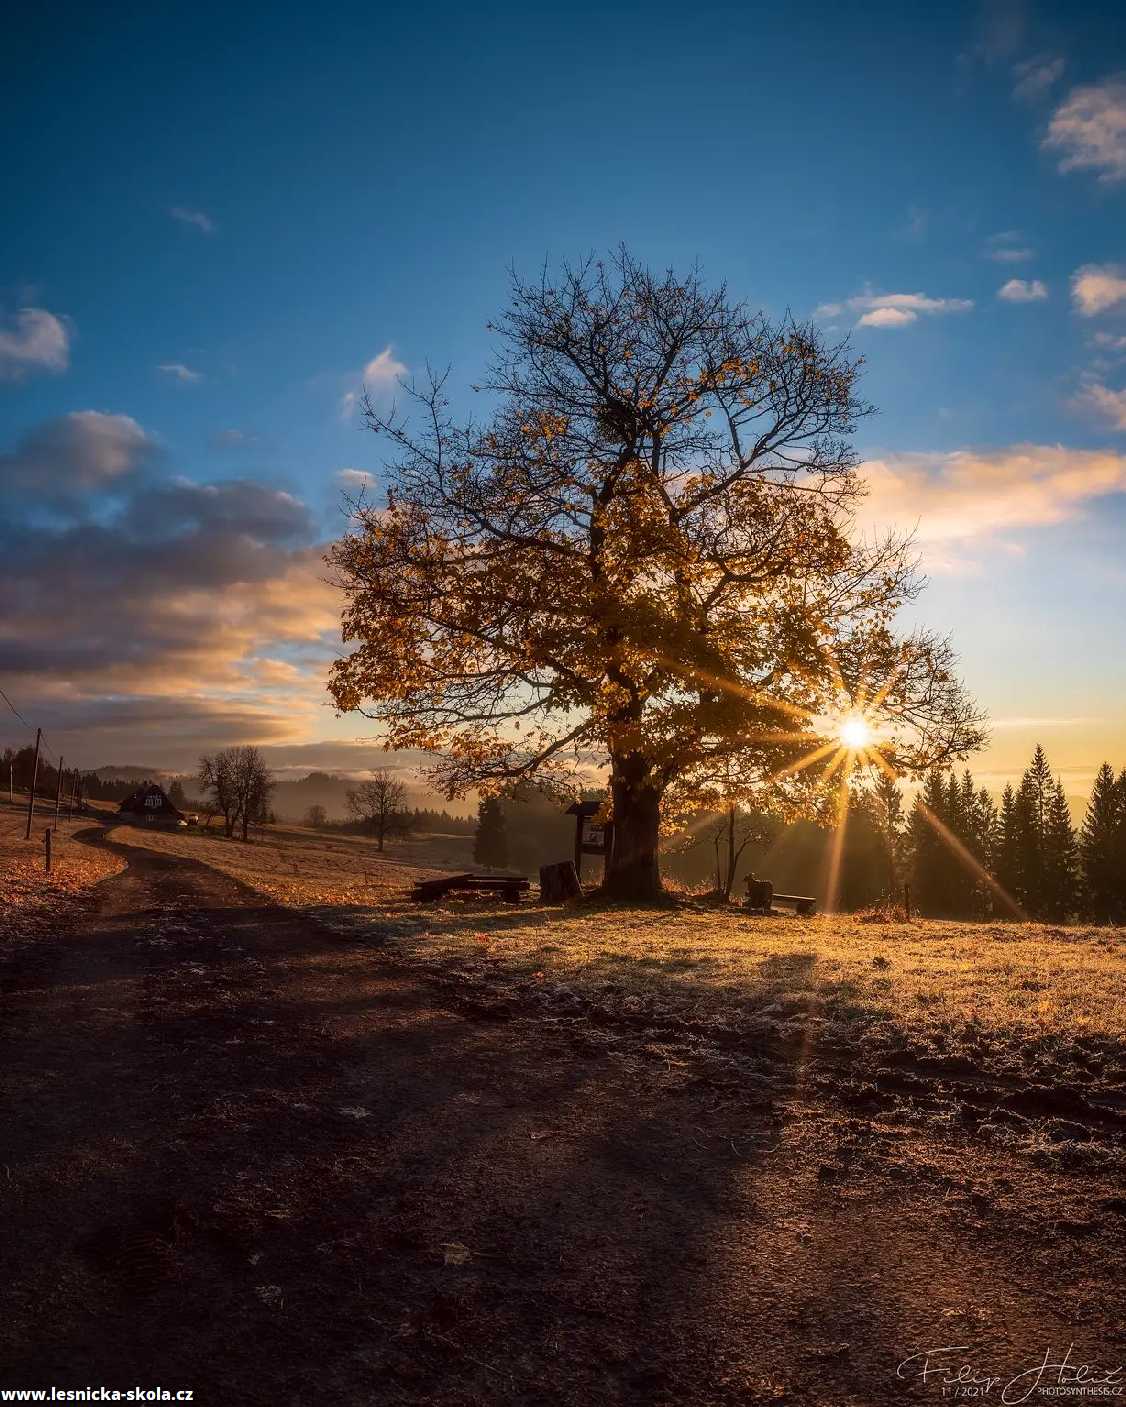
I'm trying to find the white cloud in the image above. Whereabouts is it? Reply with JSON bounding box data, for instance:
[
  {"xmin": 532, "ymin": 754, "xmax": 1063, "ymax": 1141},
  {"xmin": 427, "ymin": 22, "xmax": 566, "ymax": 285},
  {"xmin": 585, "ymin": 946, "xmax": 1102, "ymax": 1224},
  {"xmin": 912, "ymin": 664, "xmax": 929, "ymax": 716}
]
[
  {"xmin": 1012, "ymin": 54, "xmax": 1065, "ymax": 102},
  {"xmin": 362, "ymin": 347, "xmax": 407, "ymax": 385},
  {"xmin": 1092, "ymin": 331, "xmax": 1126, "ymax": 353},
  {"xmin": 1071, "ymin": 264, "xmax": 1126, "ymax": 316},
  {"xmin": 858, "ymin": 307, "xmax": 917, "ymax": 328},
  {"xmin": 339, "ymin": 345, "xmax": 407, "ymax": 418},
  {"xmin": 998, "ymin": 278, "xmax": 1048, "ymax": 302},
  {"xmin": 335, "ymin": 468, "xmax": 376, "ymax": 492},
  {"xmin": 817, "ymin": 290, "xmax": 973, "ymax": 330},
  {"xmin": 0, "ymin": 307, "xmax": 71, "ymax": 381},
  {"xmin": 170, "ymin": 206, "xmax": 216, "ymax": 234},
  {"xmin": 1044, "ymin": 76, "xmax": 1126, "ymax": 183},
  {"xmin": 1074, "ymin": 380, "xmax": 1126, "ymax": 430},
  {"xmin": 860, "ymin": 444, "xmax": 1126, "ymax": 548},
  {"xmin": 157, "ymin": 361, "xmax": 203, "ymax": 384}
]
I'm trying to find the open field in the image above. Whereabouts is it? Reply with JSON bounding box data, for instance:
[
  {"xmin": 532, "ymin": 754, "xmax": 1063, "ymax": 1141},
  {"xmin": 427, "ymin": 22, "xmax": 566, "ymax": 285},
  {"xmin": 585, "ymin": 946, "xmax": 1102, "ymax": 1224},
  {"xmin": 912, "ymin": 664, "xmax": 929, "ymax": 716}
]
[
  {"xmin": 114, "ymin": 818, "xmax": 1126, "ymax": 1102},
  {"xmin": 104, "ymin": 818, "xmax": 469, "ymax": 905}
]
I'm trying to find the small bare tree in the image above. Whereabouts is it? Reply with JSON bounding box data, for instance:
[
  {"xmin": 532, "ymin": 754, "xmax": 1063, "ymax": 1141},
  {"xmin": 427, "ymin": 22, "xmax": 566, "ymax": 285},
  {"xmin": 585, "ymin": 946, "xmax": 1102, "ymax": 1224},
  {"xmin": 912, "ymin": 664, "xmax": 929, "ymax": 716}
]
[
  {"xmin": 347, "ymin": 769, "xmax": 408, "ymax": 851},
  {"xmin": 198, "ymin": 751, "xmax": 239, "ymax": 837},
  {"xmin": 304, "ymin": 803, "xmax": 328, "ymax": 828},
  {"xmin": 233, "ymin": 745, "xmax": 273, "ymax": 841},
  {"xmin": 198, "ymin": 746, "xmax": 274, "ymax": 840}
]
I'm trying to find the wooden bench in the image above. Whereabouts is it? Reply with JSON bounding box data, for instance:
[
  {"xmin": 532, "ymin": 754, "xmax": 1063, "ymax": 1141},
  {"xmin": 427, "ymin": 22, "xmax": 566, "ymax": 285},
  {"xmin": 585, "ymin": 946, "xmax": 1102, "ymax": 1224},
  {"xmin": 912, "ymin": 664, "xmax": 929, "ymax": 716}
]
[
  {"xmin": 410, "ymin": 872, "xmax": 531, "ymax": 905},
  {"xmin": 771, "ymin": 893, "xmax": 817, "ymax": 916}
]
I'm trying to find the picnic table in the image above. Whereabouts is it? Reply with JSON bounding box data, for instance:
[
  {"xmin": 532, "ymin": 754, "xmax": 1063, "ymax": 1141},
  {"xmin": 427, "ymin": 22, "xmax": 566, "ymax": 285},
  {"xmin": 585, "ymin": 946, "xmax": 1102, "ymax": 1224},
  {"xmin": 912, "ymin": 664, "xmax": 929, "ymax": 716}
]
[{"xmin": 410, "ymin": 872, "xmax": 530, "ymax": 904}]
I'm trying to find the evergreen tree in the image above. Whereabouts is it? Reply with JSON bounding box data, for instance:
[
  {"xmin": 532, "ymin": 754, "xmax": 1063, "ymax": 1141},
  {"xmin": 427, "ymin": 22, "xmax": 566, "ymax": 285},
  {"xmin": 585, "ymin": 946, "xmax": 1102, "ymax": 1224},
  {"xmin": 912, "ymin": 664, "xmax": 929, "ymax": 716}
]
[
  {"xmin": 1079, "ymin": 763, "xmax": 1123, "ymax": 921},
  {"xmin": 1117, "ymin": 771, "xmax": 1126, "ymax": 913},
  {"xmin": 473, "ymin": 796, "xmax": 509, "ymax": 868},
  {"xmin": 995, "ymin": 783, "xmax": 1022, "ymax": 912},
  {"xmin": 1014, "ymin": 767, "xmax": 1044, "ymax": 914},
  {"xmin": 1041, "ymin": 780, "xmax": 1080, "ymax": 922},
  {"xmin": 870, "ymin": 772, "xmax": 904, "ymax": 895},
  {"xmin": 909, "ymin": 771, "xmax": 953, "ymax": 914},
  {"xmin": 1025, "ymin": 744, "xmax": 1054, "ymax": 833}
]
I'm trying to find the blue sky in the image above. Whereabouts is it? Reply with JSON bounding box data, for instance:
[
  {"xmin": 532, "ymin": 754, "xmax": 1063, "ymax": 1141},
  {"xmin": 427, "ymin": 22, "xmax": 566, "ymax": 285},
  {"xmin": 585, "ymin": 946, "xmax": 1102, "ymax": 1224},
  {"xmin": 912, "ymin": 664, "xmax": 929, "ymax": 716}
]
[{"xmin": 2, "ymin": 0, "xmax": 1125, "ymax": 794}]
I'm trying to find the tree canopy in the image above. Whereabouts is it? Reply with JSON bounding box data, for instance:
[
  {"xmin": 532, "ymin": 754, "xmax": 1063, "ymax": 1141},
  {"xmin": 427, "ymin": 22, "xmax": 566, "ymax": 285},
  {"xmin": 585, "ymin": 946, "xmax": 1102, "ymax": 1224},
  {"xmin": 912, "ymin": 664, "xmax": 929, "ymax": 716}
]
[{"xmin": 329, "ymin": 250, "xmax": 984, "ymax": 897}]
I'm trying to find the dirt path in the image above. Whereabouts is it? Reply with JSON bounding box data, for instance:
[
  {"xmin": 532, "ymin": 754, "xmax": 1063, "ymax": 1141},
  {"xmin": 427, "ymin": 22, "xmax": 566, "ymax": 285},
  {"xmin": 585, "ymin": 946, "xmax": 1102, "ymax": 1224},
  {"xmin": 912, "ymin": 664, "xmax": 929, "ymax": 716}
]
[{"xmin": 1, "ymin": 832, "xmax": 1122, "ymax": 1406}]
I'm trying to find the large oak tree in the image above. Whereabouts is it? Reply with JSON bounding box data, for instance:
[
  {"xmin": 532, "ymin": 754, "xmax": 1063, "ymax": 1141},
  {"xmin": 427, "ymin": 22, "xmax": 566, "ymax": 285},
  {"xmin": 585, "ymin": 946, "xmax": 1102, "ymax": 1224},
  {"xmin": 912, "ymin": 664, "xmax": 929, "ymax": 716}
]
[{"xmin": 328, "ymin": 251, "xmax": 984, "ymax": 898}]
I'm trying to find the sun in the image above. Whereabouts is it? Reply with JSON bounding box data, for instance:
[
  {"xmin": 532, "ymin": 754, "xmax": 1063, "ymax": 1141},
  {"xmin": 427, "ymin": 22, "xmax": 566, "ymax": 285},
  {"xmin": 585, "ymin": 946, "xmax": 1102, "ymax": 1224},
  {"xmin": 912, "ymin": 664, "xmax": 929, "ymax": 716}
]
[{"xmin": 839, "ymin": 715, "xmax": 873, "ymax": 751}]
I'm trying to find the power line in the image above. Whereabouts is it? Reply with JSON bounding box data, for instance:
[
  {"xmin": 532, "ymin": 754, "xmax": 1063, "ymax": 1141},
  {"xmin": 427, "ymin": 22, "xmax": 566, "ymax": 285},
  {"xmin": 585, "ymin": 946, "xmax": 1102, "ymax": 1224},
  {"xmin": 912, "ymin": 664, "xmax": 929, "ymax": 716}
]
[
  {"xmin": 0, "ymin": 684, "xmax": 62, "ymax": 767},
  {"xmin": 0, "ymin": 686, "xmax": 34, "ymax": 731}
]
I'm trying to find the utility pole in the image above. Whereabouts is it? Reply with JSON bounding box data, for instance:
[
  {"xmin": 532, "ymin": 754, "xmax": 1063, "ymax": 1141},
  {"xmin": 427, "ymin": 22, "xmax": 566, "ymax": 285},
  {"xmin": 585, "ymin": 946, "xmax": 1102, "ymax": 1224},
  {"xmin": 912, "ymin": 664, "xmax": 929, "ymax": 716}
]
[
  {"xmin": 8, "ymin": 758, "xmax": 12, "ymax": 806},
  {"xmin": 53, "ymin": 754, "xmax": 65, "ymax": 827},
  {"xmin": 24, "ymin": 727, "xmax": 41, "ymax": 840},
  {"xmin": 68, "ymin": 770, "xmax": 77, "ymax": 821}
]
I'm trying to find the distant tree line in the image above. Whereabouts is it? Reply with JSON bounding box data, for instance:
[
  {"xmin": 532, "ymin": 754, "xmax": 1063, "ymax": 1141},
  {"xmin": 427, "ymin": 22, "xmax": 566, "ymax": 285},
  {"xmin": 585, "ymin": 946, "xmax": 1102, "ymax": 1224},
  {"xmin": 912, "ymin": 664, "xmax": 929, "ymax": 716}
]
[
  {"xmin": 1, "ymin": 747, "xmax": 138, "ymax": 804},
  {"xmin": 896, "ymin": 745, "xmax": 1124, "ymax": 922}
]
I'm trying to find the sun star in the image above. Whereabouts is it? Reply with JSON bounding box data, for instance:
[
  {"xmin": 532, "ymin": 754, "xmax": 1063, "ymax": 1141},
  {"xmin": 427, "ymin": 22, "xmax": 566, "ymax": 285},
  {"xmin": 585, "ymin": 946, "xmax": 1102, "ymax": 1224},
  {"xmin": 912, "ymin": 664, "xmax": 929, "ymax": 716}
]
[{"xmin": 839, "ymin": 715, "xmax": 872, "ymax": 751}]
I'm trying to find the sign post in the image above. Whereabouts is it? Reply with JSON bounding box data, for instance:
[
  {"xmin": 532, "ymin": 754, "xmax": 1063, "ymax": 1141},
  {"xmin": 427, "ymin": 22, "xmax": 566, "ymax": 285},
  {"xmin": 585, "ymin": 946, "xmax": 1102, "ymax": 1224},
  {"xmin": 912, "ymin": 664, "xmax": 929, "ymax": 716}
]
[{"xmin": 566, "ymin": 801, "xmax": 614, "ymax": 885}]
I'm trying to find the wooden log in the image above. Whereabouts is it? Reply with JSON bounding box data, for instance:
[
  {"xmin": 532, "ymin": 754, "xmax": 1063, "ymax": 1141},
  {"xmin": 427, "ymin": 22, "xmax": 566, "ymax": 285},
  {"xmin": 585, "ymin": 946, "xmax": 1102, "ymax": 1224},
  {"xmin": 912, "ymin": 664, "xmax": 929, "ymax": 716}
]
[{"xmin": 539, "ymin": 860, "xmax": 582, "ymax": 903}]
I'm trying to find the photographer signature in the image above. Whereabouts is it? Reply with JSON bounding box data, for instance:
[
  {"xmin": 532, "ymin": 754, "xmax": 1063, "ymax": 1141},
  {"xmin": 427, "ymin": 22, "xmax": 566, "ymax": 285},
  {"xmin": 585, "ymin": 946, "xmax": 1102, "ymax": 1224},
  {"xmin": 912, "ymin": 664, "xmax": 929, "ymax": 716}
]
[{"xmin": 897, "ymin": 1345, "xmax": 1124, "ymax": 1403}]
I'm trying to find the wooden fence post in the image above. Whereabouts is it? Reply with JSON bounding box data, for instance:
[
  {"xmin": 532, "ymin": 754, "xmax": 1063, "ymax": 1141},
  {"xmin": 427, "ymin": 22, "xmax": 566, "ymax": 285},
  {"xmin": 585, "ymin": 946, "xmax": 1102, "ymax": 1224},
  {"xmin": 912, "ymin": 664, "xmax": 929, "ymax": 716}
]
[{"xmin": 24, "ymin": 727, "xmax": 41, "ymax": 840}]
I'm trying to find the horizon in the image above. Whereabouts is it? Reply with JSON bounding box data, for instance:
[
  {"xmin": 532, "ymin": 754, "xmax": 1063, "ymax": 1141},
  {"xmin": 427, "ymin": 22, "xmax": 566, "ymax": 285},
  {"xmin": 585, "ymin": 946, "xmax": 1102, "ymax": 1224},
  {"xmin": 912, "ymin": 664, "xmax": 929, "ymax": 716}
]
[{"xmin": 3, "ymin": 0, "xmax": 1126, "ymax": 796}]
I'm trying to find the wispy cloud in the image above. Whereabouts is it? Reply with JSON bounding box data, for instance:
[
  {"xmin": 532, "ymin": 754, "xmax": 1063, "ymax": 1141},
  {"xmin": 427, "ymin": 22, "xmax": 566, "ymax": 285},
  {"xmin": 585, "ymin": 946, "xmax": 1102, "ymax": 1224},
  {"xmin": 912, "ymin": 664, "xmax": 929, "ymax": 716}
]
[
  {"xmin": 984, "ymin": 230, "xmax": 1034, "ymax": 263},
  {"xmin": 212, "ymin": 428, "xmax": 260, "ymax": 449},
  {"xmin": 335, "ymin": 468, "xmax": 377, "ymax": 493},
  {"xmin": 998, "ymin": 278, "xmax": 1047, "ymax": 302},
  {"xmin": 339, "ymin": 345, "xmax": 407, "ymax": 418},
  {"xmin": 0, "ymin": 307, "xmax": 71, "ymax": 381},
  {"xmin": 1071, "ymin": 263, "xmax": 1126, "ymax": 317},
  {"xmin": 1012, "ymin": 54, "xmax": 1065, "ymax": 101},
  {"xmin": 896, "ymin": 205, "xmax": 928, "ymax": 241},
  {"xmin": 157, "ymin": 361, "xmax": 203, "ymax": 384},
  {"xmin": 170, "ymin": 205, "xmax": 216, "ymax": 234},
  {"xmin": 1074, "ymin": 379, "xmax": 1126, "ymax": 430},
  {"xmin": 816, "ymin": 291, "xmax": 973, "ymax": 330},
  {"xmin": 860, "ymin": 444, "xmax": 1126, "ymax": 550},
  {"xmin": 1044, "ymin": 75, "xmax": 1126, "ymax": 184},
  {"xmin": 961, "ymin": 0, "xmax": 1027, "ymax": 68},
  {"xmin": 1092, "ymin": 331, "xmax": 1126, "ymax": 353}
]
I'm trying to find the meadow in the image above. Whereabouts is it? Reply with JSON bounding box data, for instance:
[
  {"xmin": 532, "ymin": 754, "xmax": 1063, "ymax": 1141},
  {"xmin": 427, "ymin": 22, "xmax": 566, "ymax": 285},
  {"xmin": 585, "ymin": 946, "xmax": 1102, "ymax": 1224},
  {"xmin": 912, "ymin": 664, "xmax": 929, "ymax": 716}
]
[{"xmin": 109, "ymin": 817, "xmax": 1126, "ymax": 1103}]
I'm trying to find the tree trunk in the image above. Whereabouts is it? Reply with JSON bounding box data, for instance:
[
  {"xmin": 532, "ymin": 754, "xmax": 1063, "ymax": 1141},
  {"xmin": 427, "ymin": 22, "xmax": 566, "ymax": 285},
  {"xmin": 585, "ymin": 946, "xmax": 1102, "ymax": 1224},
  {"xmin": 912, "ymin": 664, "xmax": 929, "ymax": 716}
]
[{"xmin": 603, "ymin": 758, "xmax": 663, "ymax": 900}]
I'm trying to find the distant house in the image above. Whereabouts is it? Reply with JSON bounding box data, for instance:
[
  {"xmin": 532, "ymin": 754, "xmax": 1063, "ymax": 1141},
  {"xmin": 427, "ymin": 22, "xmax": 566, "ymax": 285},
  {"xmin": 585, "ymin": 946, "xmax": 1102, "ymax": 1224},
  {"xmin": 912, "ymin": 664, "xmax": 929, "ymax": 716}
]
[{"xmin": 118, "ymin": 782, "xmax": 184, "ymax": 825}]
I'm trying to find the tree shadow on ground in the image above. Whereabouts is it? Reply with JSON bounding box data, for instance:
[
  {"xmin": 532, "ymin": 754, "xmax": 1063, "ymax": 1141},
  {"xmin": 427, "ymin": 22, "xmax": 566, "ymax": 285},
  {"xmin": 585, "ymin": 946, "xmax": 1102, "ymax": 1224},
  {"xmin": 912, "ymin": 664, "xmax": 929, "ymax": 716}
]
[{"xmin": 2, "ymin": 832, "xmax": 1119, "ymax": 1406}]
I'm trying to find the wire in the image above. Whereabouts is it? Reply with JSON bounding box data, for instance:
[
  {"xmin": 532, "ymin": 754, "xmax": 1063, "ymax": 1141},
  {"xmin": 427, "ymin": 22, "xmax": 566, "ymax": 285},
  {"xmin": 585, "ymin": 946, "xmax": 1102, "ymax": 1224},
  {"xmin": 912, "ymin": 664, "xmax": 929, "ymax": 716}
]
[
  {"xmin": 0, "ymin": 684, "xmax": 62, "ymax": 767},
  {"xmin": 0, "ymin": 686, "xmax": 34, "ymax": 731}
]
